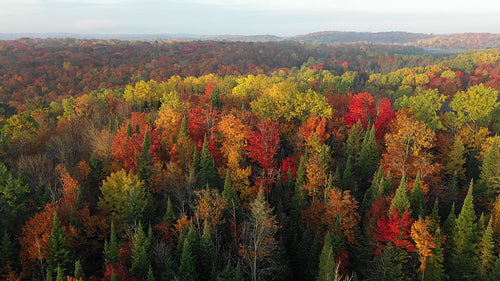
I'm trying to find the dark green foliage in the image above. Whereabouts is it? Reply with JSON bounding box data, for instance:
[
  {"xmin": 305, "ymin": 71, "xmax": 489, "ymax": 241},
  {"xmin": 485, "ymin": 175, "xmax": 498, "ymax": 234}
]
[
  {"xmin": 55, "ymin": 265, "xmax": 64, "ymax": 281},
  {"xmin": 217, "ymin": 260, "xmax": 235, "ymax": 281},
  {"xmin": 126, "ymin": 120, "xmax": 133, "ymax": 137},
  {"xmin": 375, "ymin": 242, "xmax": 405, "ymax": 281},
  {"xmin": 179, "ymin": 237, "xmax": 198, "ymax": 281},
  {"xmin": 200, "ymin": 221, "xmax": 215, "ymax": 281},
  {"xmin": 199, "ymin": 136, "xmax": 218, "ymax": 189},
  {"xmin": 490, "ymin": 255, "xmax": 500, "ymax": 281},
  {"xmin": 137, "ymin": 129, "xmax": 152, "ymax": 182},
  {"xmin": 104, "ymin": 221, "xmax": 120, "ymax": 265},
  {"xmin": 47, "ymin": 212, "xmax": 73, "ymax": 276},
  {"xmin": 74, "ymin": 259, "xmax": 85, "ymax": 280},
  {"xmin": 478, "ymin": 136, "xmax": 499, "ymax": 200},
  {"xmin": 222, "ymin": 170, "xmax": 237, "ymax": 208},
  {"xmin": 147, "ymin": 264, "xmax": 156, "ymax": 281},
  {"xmin": 317, "ymin": 232, "xmax": 337, "ymax": 281},
  {"xmin": 424, "ymin": 228, "xmax": 447, "ymax": 281},
  {"xmin": 291, "ymin": 155, "xmax": 307, "ymax": 217},
  {"xmin": 131, "ymin": 223, "xmax": 152, "ymax": 278},
  {"xmin": 449, "ymin": 181, "xmax": 478, "ymax": 280},
  {"xmin": 390, "ymin": 175, "xmax": 410, "ymax": 216},
  {"xmin": 0, "ymin": 163, "xmax": 30, "ymax": 235},
  {"xmin": 164, "ymin": 197, "xmax": 176, "ymax": 223},
  {"xmin": 409, "ymin": 172, "xmax": 425, "ymax": 218},
  {"xmin": 478, "ymin": 218, "xmax": 495, "ymax": 280},
  {"xmin": 341, "ymin": 154, "xmax": 353, "ymax": 191},
  {"xmin": 0, "ymin": 230, "xmax": 14, "ymax": 268},
  {"xmin": 356, "ymin": 126, "xmax": 379, "ymax": 192}
]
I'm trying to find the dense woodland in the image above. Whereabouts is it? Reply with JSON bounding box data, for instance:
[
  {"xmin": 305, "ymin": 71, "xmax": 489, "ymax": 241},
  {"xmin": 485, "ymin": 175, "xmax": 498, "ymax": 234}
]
[{"xmin": 0, "ymin": 39, "xmax": 499, "ymax": 281}]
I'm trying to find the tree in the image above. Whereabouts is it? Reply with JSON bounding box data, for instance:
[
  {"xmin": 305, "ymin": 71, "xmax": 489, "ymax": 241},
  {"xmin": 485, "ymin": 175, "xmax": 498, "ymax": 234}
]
[
  {"xmin": 450, "ymin": 84, "xmax": 499, "ymax": 129},
  {"xmin": 410, "ymin": 173, "xmax": 425, "ymax": 218},
  {"xmin": 136, "ymin": 129, "xmax": 152, "ymax": 182},
  {"xmin": 199, "ymin": 221, "xmax": 215, "ymax": 281},
  {"xmin": 411, "ymin": 217, "xmax": 436, "ymax": 280},
  {"xmin": 179, "ymin": 237, "xmax": 197, "ymax": 281},
  {"xmin": 345, "ymin": 92, "xmax": 375, "ymax": 129},
  {"xmin": 198, "ymin": 136, "xmax": 218, "ymax": 189},
  {"xmin": 449, "ymin": 181, "xmax": 478, "ymax": 280},
  {"xmin": 303, "ymin": 152, "xmax": 328, "ymax": 199},
  {"xmin": 104, "ymin": 222, "xmax": 120, "ymax": 265},
  {"xmin": 130, "ymin": 223, "xmax": 151, "ymax": 279},
  {"xmin": 370, "ymin": 209, "xmax": 416, "ymax": 254},
  {"xmin": 381, "ymin": 109, "xmax": 439, "ymax": 182},
  {"xmin": 74, "ymin": 259, "xmax": 85, "ymax": 281},
  {"xmin": 477, "ymin": 136, "xmax": 499, "ymax": 200},
  {"xmin": 356, "ymin": 126, "xmax": 379, "ymax": 192},
  {"xmin": 316, "ymin": 232, "xmax": 337, "ymax": 281},
  {"xmin": 478, "ymin": 218, "xmax": 496, "ymax": 280},
  {"xmin": 390, "ymin": 176, "xmax": 410, "ymax": 217},
  {"xmin": 97, "ymin": 170, "xmax": 146, "ymax": 232},
  {"xmin": 0, "ymin": 163, "xmax": 30, "ymax": 235},
  {"xmin": 239, "ymin": 188, "xmax": 280, "ymax": 281},
  {"xmin": 47, "ymin": 212, "xmax": 73, "ymax": 277},
  {"xmin": 424, "ymin": 227, "xmax": 447, "ymax": 281},
  {"xmin": 0, "ymin": 231, "xmax": 14, "ymax": 269}
]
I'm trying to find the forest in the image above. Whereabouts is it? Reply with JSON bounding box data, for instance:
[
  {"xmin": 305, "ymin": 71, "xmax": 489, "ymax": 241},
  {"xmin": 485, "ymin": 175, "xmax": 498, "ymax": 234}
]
[{"xmin": 0, "ymin": 38, "xmax": 499, "ymax": 281}]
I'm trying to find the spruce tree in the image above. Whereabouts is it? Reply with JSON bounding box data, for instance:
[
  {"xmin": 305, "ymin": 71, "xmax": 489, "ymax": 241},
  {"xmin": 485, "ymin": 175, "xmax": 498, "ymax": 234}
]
[
  {"xmin": 444, "ymin": 202, "xmax": 457, "ymax": 235},
  {"xmin": 424, "ymin": 228, "xmax": 447, "ymax": 281},
  {"xmin": 390, "ymin": 175, "xmax": 410, "ymax": 216},
  {"xmin": 356, "ymin": 125, "xmax": 379, "ymax": 191},
  {"xmin": 478, "ymin": 218, "xmax": 496, "ymax": 280},
  {"xmin": 147, "ymin": 264, "xmax": 155, "ymax": 281},
  {"xmin": 490, "ymin": 255, "xmax": 500, "ymax": 281},
  {"xmin": 131, "ymin": 222, "xmax": 151, "ymax": 278},
  {"xmin": 234, "ymin": 263, "xmax": 244, "ymax": 281},
  {"xmin": 55, "ymin": 265, "xmax": 64, "ymax": 281},
  {"xmin": 126, "ymin": 120, "xmax": 133, "ymax": 137},
  {"xmin": 317, "ymin": 232, "xmax": 337, "ymax": 281},
  {"xmin": 217, "ymin": 260, "xmax": 234, "ymax": 281},
  {"xmin": 478, "ymin": 136, "xmax": 499, "ymax": 199},
  {"xmin": 0, "ymin": 230, "xmax": 14, "ymax": 268},
  {"xmin": 291, "ymin": 154, "xmax": 307, "ymax": 217},
  {"xmin": 47, "ymin": 212, "xmax": 72, "ymax": 276},
  {"xmin": 199, "ymin": 136, "xmax": 218, "ymax": 189},
  {"xmin": 449, "ymin": 181, "xmax": 478, "ymax": 280},
  {"xmin": 410, "ymin": 172, "xmax": 425, "ymax": 218},
  {"xmin": 164, "ymin": 197, "xmax": 176, "ymax": 223},
  {"xmin": 104, "ymin": 221, "xmax": 120, "ymax": 265},
  {"xmin": 179, "ymin": 238, "xmax": 197, "ymax": 281},
  {"xmin": 341, "ymin": 155, "xmax": 353, "ymax": 191},
  {"xmin": 200, "ymin": 220, "xmax": 215, "ymax": 281},
  {"xmin": 222, "ymin": 170, "xmax": 237, "ymax": 208},
  {"xmin": 137, "ymin": 129, "xmax": 152, "ymax": 182},
  {"xmin": 74, "ymin": 259, "xmax": 85, "ymax": 281}
]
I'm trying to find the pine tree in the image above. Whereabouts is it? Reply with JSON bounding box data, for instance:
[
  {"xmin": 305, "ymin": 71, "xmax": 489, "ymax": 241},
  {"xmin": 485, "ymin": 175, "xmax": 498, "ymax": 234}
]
[
  {"xmin": 490, "ymin": 255, "xmax": 500, "ymax": 281},
  {"xmin": 478, "ymin": 136, "xmax": 499, "ymax": 199},
  {"xmin": 200, "ymin": 220, "xmax": 215, "ymax": 281},
  {"xmin": 445, "ymin": 202, "xmax": 457, "ymax": 235},
  {"xmin": 164, "ymin": 197, "xmax": 176, "ymax": 223},
  {"xmin": 192, "ymin": 147, "xmax": 200, "ymax": 174},
  {"xmin": 147, "ymin": 264, "xmax": 155, "ymax": 281},
  {"xmin": 449, "ymin": 181, "xmax": 478, "ymax": 280},
  {"xmin": 222, "ymin": 170, "xmax": 237, "ymax": 208},
  {"xmin": 179, "ymin": 238, "xmax": 197, "ymax": 281},
  {"xmin": 375, "ymin": 242, "xmax": 404, "ymax": 281},
  {"xmin": 131, "ymin": 222, "xmax": 151, "ymax": 278},
  {"xmin": 104, "ymin": 221, "xmax": 120, "ymax": 265},
  {"xmin": 0, "ymin": 230, "xmax": 14, "ymax": 268},
  {"xmin": 47, "ymin": 211, "xmax": 72, "ymax": 276},
  {"xmin": 317, "ymin": 232, "xmax": 337, "ymax": 281},
  {"xmin": 424, "ymin": 228, "xmax": 447, "ymax": 281},
  {"xmin": 291, "ymin": 154, "xmax": 307, "ymax": 217},
  {"xmin": 55, "ymin": 265, "xmax": 64, "ymax": 281},
  {"xmin": 217, "ymin": 260, "xmax": 234, "ymax": 281},
  {"xmin": 199, "ymin": 136, "xmax": 218, "ymax": 189},
  {"xmin": 390, "ymin": 175, "xmax": 410, "ymax": 217},
  {"xmin": 126, "ymin": 120, "xmax": 133, "ymax": 137},
  {"xmin": 410, "ymin": 172, "xmax": 425, "ymax": 218},
  {"xmin": 74, "ymin": 259, "xmax": 85, "ymax": 281},
  {"xmin": 341, "ymin": 155, "xmax": 353, "ymax": 191},
  {"xmin": 234, "ymin": 263, "xmax": 244, "ymax": 281},
  {"xmin": 357, "ymin": 125, "xmax": 379, "ymax": 192},
  {"xmin": 478, "ymin": 218, "xmax": 496, "ymax": 280}
]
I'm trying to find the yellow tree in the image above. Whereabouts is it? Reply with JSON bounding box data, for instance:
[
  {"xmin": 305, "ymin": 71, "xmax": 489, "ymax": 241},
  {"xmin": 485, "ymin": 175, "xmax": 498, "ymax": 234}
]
[
  {"xmin": 411, "ymin": 217, "xmax": 436, "ymax": 279},
  {"xmin": 381, "ymin": 109, "xmax": 439, "ymax": 182}
]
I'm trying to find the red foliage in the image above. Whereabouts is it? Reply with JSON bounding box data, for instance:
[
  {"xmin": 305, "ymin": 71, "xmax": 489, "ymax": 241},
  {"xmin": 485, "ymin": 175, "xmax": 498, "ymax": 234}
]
[
  {"xmin": 374, "ymin": 97, "xmax": 395, "ymax": 139},
  {"xmin": 369, "ymin": 209, "xmax": 416, "ymax": 254},
  {"xmin": 102, "ymin": 262, "xmax": 138, "ymax": 281},
  {"xmin": 345, "ymin": 92, "xmax": 375, "ymax": 128},
  {"xmin": 279, "ymin": 157, "xmax": 297, "ymax": 185}
]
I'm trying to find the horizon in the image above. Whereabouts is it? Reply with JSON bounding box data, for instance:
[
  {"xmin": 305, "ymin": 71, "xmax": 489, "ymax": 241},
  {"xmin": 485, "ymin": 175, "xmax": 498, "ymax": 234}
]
[{"xmin": 1, "ymin": 0, "xmax": 499, "ymax": 36}]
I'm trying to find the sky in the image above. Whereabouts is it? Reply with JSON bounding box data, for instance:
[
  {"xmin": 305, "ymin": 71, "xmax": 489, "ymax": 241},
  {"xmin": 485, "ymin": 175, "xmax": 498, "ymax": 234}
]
[{"xmin": 0, "ymin": 0, "xmax": 499, "ymax": 36}]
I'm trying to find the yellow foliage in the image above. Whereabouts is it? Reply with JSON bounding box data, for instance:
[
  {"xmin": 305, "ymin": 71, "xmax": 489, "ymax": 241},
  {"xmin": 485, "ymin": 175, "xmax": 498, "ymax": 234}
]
[{"xmin": 411, "ymin": 218, "xmax": 436, "ymax": 273}]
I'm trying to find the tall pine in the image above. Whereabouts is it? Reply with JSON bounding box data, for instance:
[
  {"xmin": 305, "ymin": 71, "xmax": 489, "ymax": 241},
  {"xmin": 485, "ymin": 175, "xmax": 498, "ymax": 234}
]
[
  {"xmin": 199, "ymin": 136, "xmax": 218, "ymax": 189},
  {"xmin": 47, "ymin": 212, "xmax": 73, "ymax": 276},
  {"xmin": 478, "ymin": 218, "xmax": 496, "ymax": 280}
]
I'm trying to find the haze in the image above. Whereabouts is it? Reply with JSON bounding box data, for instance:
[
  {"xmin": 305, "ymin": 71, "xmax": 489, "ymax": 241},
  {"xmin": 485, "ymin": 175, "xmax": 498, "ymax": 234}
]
[{"xmin": 1, "ymin": 0, "xmax": 499, "ymax": 36}]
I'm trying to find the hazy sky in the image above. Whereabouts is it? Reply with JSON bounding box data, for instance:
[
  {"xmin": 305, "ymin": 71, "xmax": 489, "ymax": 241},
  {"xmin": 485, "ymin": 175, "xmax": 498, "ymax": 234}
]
[{"xmin": 1, "ymin": 0, "xmax": 499, "ymax": 36}]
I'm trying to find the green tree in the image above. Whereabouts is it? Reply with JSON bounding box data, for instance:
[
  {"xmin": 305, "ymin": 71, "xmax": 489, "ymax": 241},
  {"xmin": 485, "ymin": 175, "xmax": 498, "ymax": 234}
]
[
  {"xmin": 0, "ymin": 163, "xmax": 30, "ymax": 234},
  {"xmin": 136, "ymin": 129, "xmax": 152, "ymax": 182},
  {"xmin": 490, "ymin": 255, "xmax": 500, "ymax": 281},
  {"xmin": 478, "ymin": 218, "xmax": 496, "ymax": 280},
  {"xmin": 477, "ymin": 137, "xmax": 499, "ymax": 200},
  {"xmin": 390, "ymin": 175, "xmax": 410, "ymax": 216},
  {"xmin": 179, "ymin": 237, "xmax": 197, "ymax": 281},
  {"xmin": 131, "ymin": 223, "xmax": 152, "ymax": 278},
  {"xmin": 200, "ymin": 220, "xmax": 215, "ymax": 281},
  {"xmin": 104, "ymin": 221, "xmax": 120, "ymax": 265},
  {"xmin": 47, "ymin": 212, "xmax": 73, "ymax": 276},
  {"xmin": 356, "ymin": 126, "xmax": 379, "ymax": 192},
  {"xmin": 450, "ymin": 84, "xmax": 499, "ymax": 129},
  {"xmin": 147, "ymin": 264, "xmax": 155, "ymax": 281},
  {"xmin": 449, "ymin": 181, "xmax": 478, "ymax": 280},
  {"xmin": 410, "ymin": 172, "xmax": 425, "ymax": 218},
  {"xmin": 0, "ymin": 230, "xmax": 14, "ymax": 268},
  {"xmin": 74, "ymin": 259, "xmax": 85, "ymax": 280},
  {"xmin": 199, "ymin": 136, "xmax": 218, "ymax": 189},
  {"xmin": 424, "ymin": 227, "xmax": 447, "ymax": 281},
  {"xmin": 316, "ymin": 232, "xmax": 337, "ymax": 281}
]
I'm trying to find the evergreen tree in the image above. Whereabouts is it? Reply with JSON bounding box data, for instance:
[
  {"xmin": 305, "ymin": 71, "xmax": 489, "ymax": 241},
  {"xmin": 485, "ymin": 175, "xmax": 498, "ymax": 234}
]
[
  {"xmin": 164, "ymin": 197, "xmax": 176, "ymax": 223},
  {"xmin": 163, "ymin": 256, "xmax": 176, "ymax": 281},
  {"xmin": 410, "ymin": 172, "xmax": 425, "ymax": 218},
  {"xmin": 478, "ymin": 218, "xmax": 496, "ymax": 280},
  {"xmin": 200, "ymin": 220, "xmax": 215, "ymax": 281},
  {"xmin": 390, "ymin": 175, "xmax": 410, "ymax": 216},
  {"xmin": 291, "ymin": 154, "xmax": 307, "ymax": 217},
  {"xmin": 234, "ymin": 263, "xmax": 244, "ymax": 281},
  {"xmin": 74, "ymin": 259, "xmax": 85, "ymax": 281},
  {"xmin": 217, "ymin": 260, "xmax": 235, "ymax": 281},
  {"xmin": 147, "ymin": 264, "xmax": 155, "ymax": 281},
  {"xmin": 47, "ymin": 211, "xmax": 72, "ymax": 276},
  {"xmin": 449, "ymin": 181, "xmax": 478, "ymax": 280},
  {"xmin": 199, "ymin": 136, "xmax": 218, "ymax": 189},
  {"xmin": 478, "ymin": 136, "xmax": 499, "ymax": 199},
  {"xmin": 316, "ymin": 232, "xmax": 337, "ymax": 281},
  {"xmin": 131, "ymin": 222, "xmax": 151, "ymax": 278},
  {"xmin": 356, "ymin": 125, "xmax": 379, "ymax": 192},
  {"xmin": 179, "ymin": 238, "xmax": 197, "ymax": 281},
  {"xmin": 104, "ymin": 221, "xmax": 120, "ymax": 265},
  {"xmin": 222, "ymin": 170, "xmax": 237, "ymax": 208},
  {"xmin": 341, "ymin": 155, "xmax": 353, "ymax": 191},
  {"xmin": 490, "ymin": 255, "xmax": 500, "ymax": 281},
  {"xmin": 444, "ymin": 202, "xmax": 457, "ymax": 235},
  {"xmin": 344, "ymin": 120, "xmax": 364, "ymax": 161},
  {"xmin": 0, "ymin": 230, "xmax": 14, "ymax": 268},
  {"xmin": 424, "ymin": 227, "xmax": 447, "ymax": 281},
  {"xmin": 375, "ymin": 242, "xmax": 404, "ymax": 281},
  {"xmin": 126, "ymin": 120, "xmax": 133, "ymax": 137},
  {"xmin": 55, "ymin": 265, "xmax": 64, "ymax": 281},
  {"xmin": 430, "ymin": 198, "xmax": 440, "ymax": 224}
]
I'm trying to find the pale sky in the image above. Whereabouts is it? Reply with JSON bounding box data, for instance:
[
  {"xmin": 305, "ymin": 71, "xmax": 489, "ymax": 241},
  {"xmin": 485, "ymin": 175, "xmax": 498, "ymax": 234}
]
[{"xmin": 1, "ymin": 0, "xmax": 499, "ymax": 36}]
